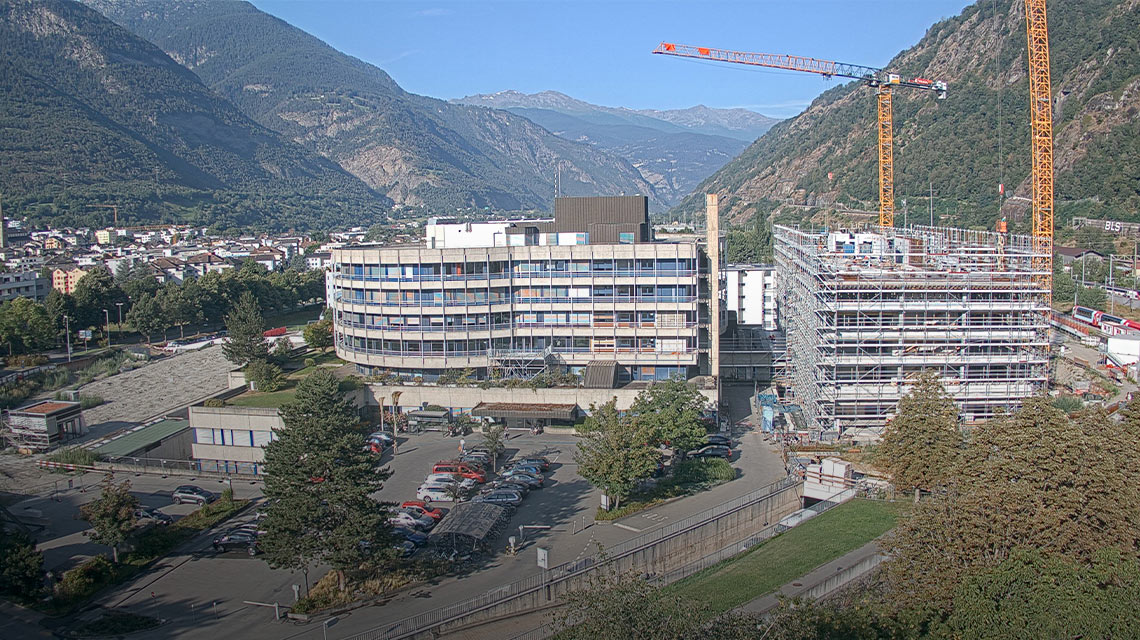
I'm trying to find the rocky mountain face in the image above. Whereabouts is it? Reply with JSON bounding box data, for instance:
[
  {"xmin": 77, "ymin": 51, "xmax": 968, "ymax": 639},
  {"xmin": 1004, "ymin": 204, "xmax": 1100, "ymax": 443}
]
[
  {"xmin": 454, "ymin": 90, "xmax": 780, "ymax": 206},
  {"xmin": 86, "ymin": 0, "xmax": 663, "ymax": 212},
  {"xmin": 0, "ymin": 0, "xmax": 389, "ymax": 230},
  {"xmin": 672, "ymin": 0, "xmax": 1140, "ymax": 230}
]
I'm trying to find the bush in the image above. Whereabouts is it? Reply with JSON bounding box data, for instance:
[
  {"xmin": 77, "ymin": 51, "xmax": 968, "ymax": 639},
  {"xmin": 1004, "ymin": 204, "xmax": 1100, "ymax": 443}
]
[
  {"xmin": 42, "ymin": 369, "xmax": 74, "ymax": 391},
  {"xmin": 79, "ymin": 394, "xmax": 105, "ymax": 410},
  {"xmin": 46, "ymin": 447, "xmax": 99, "ymax": 467},
  {"xmin": 0, "ymin": 532, "xmax": 44, "ymax": 598},
  {"xmin": 5, "ymin": 354, "xmax": 49, "ymax": 368},
  {"xmin": 245, "ymin": 359, "xmax": 284, "ymax": 392},
  {"xmin": 55, "ymin": 556, "xmax": 113, "ymax": 604},
  {"xmin": 202, "ymin": 398, "xmax": 226, "ymax": 408},
  {"xmin": 673, "ymin": 458, "xmax": 736, "ymax": 485},
  {"xmin": 304, "ymin": 357, "xmax": 316, "ymax": 368}
]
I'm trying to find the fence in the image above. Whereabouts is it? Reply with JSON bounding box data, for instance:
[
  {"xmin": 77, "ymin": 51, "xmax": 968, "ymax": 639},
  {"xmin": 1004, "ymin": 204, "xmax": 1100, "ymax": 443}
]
[
  {"xmin": 506, "ymin": 484, "xmax": 862, "ymax": 640},
  {"xmin": 343, "ymin": 475, "xmax": 802, "ymax": 640}
]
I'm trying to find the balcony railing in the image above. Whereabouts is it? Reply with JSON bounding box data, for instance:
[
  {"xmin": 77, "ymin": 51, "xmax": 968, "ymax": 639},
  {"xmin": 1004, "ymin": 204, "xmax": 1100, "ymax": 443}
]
[
  {"xmin": 332, "ymin": 269, "xmax": 697, "ymax": 283},
  {"xmin": 336, "ymin": 320, "xmax": 697, "ymax": 332},
  {"xmin": 337, "ymin": 344, "xmax": 697, "ymax": 358},
  {"xmin": 334, "ymin": 293, "xmax": 697, "ymax": 306}
]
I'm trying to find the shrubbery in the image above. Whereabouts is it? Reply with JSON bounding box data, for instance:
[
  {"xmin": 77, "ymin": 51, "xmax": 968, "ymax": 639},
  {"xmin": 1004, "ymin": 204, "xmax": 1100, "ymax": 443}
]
[{"xmin": 54, "ymin": 556, "xmax": 113, "ymax": 604}]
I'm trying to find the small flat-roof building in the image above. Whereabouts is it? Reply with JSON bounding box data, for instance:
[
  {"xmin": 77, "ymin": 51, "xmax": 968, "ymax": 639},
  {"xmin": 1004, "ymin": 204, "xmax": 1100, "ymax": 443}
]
[
  {"xmin": 2, "ymin": 400, "xmax": 85, "ymax": 452},
  {"xmin": 470, "ymin": 402, "xmax": 582, "ymax": 430}
]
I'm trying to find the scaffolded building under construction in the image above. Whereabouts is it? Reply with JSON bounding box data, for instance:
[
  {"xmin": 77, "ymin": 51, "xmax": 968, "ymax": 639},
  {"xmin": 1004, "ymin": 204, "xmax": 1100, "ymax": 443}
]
[{"xmin": 774, "ymin": 224, "xmax": 1050, "ymax": 437}]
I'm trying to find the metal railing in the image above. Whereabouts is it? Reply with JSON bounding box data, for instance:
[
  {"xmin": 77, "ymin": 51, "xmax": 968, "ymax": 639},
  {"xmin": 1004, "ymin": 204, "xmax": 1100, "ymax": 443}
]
[{"xmin": 343, "ymin": 476, "xmax": 801, "ymax": 640}]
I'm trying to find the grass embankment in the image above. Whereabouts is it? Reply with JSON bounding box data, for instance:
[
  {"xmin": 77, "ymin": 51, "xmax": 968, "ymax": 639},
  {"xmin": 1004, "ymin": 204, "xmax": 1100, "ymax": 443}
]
[
  {"xmin": 42, "ymin": 496, "xmax": 247, "ymax": 614},
  {"xmin": 667, "ymin": 498, "xmax": 905, "ymax": 614},
  {"xmin": 225, "ymin": 351, "xmax": 343, "ymax": 409},
  {"xmin": 595, "ymin": 459, "xmax": 737, "ymax": 521}
]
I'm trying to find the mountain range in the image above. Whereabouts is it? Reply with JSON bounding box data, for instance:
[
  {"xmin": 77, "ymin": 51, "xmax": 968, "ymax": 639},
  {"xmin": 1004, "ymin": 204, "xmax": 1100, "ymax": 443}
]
[
  {"xmin": 454, "ymin": 90, "xmax": 778, "ymax": 206},
  {"xmin": 673, "ymin": 0, "xmax": 1140, "ymax": 233},
  {"xmin": 0, "ymin": 0, "xmax": 389, "ymax": 231},
  {"xmin": 83, "ymin": 0, "xmax": 662, "ymax": 214}
]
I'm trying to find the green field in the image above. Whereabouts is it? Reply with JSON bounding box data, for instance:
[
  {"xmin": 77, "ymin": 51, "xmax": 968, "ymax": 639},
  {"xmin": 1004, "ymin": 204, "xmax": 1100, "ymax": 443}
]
[{"xmin": 667, "ymin": 498, "xmax": 906, "ymax": 613}]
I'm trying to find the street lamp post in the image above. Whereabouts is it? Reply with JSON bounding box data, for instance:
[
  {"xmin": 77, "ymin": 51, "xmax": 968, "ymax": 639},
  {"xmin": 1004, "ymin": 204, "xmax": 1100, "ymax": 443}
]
[
  {"xmin": 63, "ymin": 315, "xmax": 72, "ymax": 362},
  {"xmin": 115, "ymin": 302, "xmax": 124, "ymax": 340},
  {"xmin": 104, "ymin": 309, "xmax": 111, "ymax": 347}
]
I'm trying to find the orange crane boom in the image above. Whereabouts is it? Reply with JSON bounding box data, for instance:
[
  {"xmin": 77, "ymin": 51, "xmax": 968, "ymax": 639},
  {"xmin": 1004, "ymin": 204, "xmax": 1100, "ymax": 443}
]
[
  {"xmin": 1024, "ymin": 0, "xmax": 1053, "ymax": 297},
  {"xmin": 653, "ymin": 42, "xmax": 946, "ymax": 229}
]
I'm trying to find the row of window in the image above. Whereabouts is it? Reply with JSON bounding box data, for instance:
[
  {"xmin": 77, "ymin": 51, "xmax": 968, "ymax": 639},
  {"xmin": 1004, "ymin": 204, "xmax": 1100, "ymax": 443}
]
[
  {"xmin": 335, "ymin": 285, "xmax": 696, "ymax": 306},
  {"xmin": 340, "ymin": 335, "xmax": 694, "ymax": 355},
  {"xmin": 336, "ymin": 310, "xmax": 694, "ymax": 330},
  {"xmin": 351, "ymin": 364, "xmax": 694, "ymax": 383},
  {"xmin": 337, "ymin": 258, "xmax": 695, "ymax": 279},
  {"xmin": 194, "ymin": 428, "xmax": 275, "ymax": 447}
]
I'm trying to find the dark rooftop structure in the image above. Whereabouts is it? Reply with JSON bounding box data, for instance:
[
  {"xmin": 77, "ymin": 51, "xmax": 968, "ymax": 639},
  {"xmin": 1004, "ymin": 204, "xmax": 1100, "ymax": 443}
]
[
  {"xmin": 429, "ymin": 502, "xmax": 511, "ymax": 551},
  {"xmin": 506, "ymin": 195, "xmax": 651, "ymax": 245}
]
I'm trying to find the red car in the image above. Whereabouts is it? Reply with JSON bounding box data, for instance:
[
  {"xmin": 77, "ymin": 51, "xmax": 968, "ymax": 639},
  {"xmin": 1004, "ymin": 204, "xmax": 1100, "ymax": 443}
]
[{"xmin": 400, "ymin": 501, "xmax": 444, "ymax": 521}]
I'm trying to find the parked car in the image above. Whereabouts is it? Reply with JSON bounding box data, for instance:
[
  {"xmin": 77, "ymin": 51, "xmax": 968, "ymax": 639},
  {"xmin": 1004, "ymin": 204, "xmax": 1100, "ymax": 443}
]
[
  {"xmin": 135, "ymin": 507, "xmax": 172, "ymax": 525},
  {"xmin": 479, "ymin": 477, "xmax": 531, "ymax": 494},
  {"xmin": 212, "ymin": 530, "xmax": 260, "ymax": 555},
  {"xmin": 389, "ymin": 508, "xmax": 435, "ymax": 530},
  {"xmin": 688, "ymin": 445, "xmax": 732, "ymax": 459},
  {"xmin": 416, "ymin": 484, "xmax": 458, "ymax": 502},
  {"xmin": 471, "ymin": 490, "xmax": 523, "ymax": 507},
  {"xmin": 499, "ymin": 470, "xmax": 543, "ymax": 488},
  {"xmin": 388, "ymin": 511, "xmax": 432, "ymax": 530},
  {"xmin": 231, "ymin": 523, "xmax": 267, "ymax": 536},
  {"xmin": 432, "ymin": 461, "xmax": 487, "ymax": 483},
  {"xmin": 391, "ymin": 526, "xmax": 429, "ymax": 546},
  {"xmin": 171, "ymin": 485, "xmax": 216, "ymax": 506},
  {"xmin": 458, "ymin": 455, "xmax": 488, "ymax": 469},
  {"xmin": 368, "ymin": 431, "xmax": 395, "ymax": 445},
  {"xmin": 400, "ymin": 501, "xmax": 445, "ymax": 521},
  {"xmin": 461, "ymin": 450, "xmax": 492, "ymax": 463},
  {"xmin": 401, "ymin": 499, "xmax": 444, "ymax": 520},
  {"xmin": 704, "ymin": 434, "xmax": 732, "ymax": 447},
  {"xmin": 516, "ymin": 457, "xmax": 551, "ymax": 471},
  {"xmin": 506, "ymin": 463, "xmax": 544, "ymax": 477},
  {"xmin": 424, "ymin": 473, "xmax": 478, "ymax": 490},
  {"xmin": 392, "ymin": 540, "xmax": 417, "ymax": 557}
]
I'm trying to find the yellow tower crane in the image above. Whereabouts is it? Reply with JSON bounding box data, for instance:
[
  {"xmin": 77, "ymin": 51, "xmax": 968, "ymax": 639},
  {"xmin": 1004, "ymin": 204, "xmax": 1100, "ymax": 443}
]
[
  {"xmin": 653, "ymin": 43, "xmax": 947, "ymax": 229},
  {"xmin": 1024, "ymin": 0, "xmax": 1053, "ymax": 296}
]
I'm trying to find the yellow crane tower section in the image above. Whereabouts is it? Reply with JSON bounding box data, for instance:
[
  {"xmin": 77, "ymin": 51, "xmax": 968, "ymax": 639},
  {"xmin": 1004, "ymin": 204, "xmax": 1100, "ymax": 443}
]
[
  {"xmin": 1024, "ymin": 0, "xmax": 1053, "ymax": 296},
  {"xmin": 653, "ymin": 43, "xmax": 946, "ymax": 229}
]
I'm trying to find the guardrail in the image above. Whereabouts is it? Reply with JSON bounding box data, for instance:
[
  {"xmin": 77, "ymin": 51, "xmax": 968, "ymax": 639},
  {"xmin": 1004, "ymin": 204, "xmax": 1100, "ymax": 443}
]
[{"xmin": 343, "ymin": 475, "xmax": 801, "ymax": 640}]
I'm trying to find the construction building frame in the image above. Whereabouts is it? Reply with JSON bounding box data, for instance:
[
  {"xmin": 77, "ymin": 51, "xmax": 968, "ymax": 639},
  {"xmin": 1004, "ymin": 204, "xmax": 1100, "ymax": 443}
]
[{"xmin": 774, "ymin": 224, "xmax": 1050, "ymax": 438}]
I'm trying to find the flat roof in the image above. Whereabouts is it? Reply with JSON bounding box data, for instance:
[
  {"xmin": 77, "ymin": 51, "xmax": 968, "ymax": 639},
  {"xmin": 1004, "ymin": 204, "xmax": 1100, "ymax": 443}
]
[
  {"xmin": 93, "ymin": 419, "xmax": 190, "ymax": 458},
  {"xmin": 12, "ymin": 401, "xmax": 79, "ymax": 415},
  {"xmin": 470, "ymin": 402, "xmax": 581, "ymax": 420}
]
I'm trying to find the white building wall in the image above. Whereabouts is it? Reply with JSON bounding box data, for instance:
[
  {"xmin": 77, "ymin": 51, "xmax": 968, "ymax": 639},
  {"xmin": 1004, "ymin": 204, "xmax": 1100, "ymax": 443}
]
[
  {"xmin": 425, "ymin": 221, "xmax": 513, "ymax": 248},
  {"xmin": 725, "ymin": 265, "xmax": 778, "ymax": 330}
]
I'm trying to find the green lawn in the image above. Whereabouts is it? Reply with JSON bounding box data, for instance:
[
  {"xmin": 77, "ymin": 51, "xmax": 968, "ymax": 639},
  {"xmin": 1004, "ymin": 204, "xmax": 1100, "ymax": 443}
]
[
  {"xmin": 667, "ymin": 499, "xmax": 906, "ymax": 613},
  {"xmin": 227, "ymin": 389, "xmax": 298, "ymax": 408},
  {"xmin": 265, "ymin": 304, "xmax": 324, "ymax": 331}
]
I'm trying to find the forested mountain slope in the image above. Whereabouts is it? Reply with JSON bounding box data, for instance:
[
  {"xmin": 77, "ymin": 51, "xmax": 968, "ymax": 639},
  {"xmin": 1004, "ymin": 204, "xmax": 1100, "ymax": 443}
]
[
  {"xmin": 0, "ymin": 0, "xmax": 390, "ymax": 230},
  {"xmin": 672, "ymin": 0, "xmax": 1140, "ymax": 231}
]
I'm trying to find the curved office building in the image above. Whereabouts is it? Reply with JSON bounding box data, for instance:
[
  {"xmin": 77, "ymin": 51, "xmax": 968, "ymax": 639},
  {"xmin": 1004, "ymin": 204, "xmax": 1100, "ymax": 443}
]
[{"xmin": 328, "ymin": 197, "xmax": 714, "ymax": 384}]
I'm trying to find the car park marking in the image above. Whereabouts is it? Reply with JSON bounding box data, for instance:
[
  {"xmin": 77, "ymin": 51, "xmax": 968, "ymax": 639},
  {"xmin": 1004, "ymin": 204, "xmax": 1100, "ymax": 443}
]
[{"xmin": 613, "ymin": 522, "xmax": 642, "ymax": 533}]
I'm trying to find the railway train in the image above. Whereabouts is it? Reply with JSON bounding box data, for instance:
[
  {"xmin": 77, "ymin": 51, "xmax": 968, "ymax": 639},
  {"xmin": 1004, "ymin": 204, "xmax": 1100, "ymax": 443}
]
[{"xmin": 1072, "ymin": 305, "xmax": 1140, "ymax": 331}]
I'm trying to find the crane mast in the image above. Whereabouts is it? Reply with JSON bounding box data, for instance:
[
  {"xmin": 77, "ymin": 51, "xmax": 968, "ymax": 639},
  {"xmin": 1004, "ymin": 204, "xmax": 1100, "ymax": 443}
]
[
  {"xmin": 1024, "ymin": 0, "xmax": 1053, "ymax": 297},
  {"xmin": 653, "ymin": 43, "xmax": 945, "ymax": 229}
]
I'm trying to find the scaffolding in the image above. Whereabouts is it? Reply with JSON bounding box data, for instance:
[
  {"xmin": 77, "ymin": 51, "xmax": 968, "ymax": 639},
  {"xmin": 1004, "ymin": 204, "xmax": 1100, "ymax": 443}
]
[{"xmin": 774, "ymin": 224, "xmax": 1050, "ymax": 438}]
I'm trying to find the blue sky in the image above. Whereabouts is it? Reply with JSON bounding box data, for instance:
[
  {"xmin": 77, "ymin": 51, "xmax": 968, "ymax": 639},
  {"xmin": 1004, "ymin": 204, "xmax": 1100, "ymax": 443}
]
[{"xmin": 252, "ymin": 0, "xmax": 975, "ymax": 118}]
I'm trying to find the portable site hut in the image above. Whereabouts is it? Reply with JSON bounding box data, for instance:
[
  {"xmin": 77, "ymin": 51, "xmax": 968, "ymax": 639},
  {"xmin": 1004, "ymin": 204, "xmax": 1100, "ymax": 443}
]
[{"xmin": 2, "ymin": 400, "xmax": 85, "ymax": 452}]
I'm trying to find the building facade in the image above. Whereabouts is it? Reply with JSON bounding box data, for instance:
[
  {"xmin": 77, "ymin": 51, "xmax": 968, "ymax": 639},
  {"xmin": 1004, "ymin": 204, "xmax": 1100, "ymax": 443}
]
[
  {"xmin": 52, "ymin": 267, "xmax": 88, "ymax": 294},
  {"xmin": 774, "ymin": 225, "xmax": 1049, "ymax": 438},
  {"xmin": 724, "ymin": 265, "xmax": 778, "ymax": 329},
  {"xmin": 328, "ymin": 197, "xmax": 714, "ymax": 384},
  {"xmin": 0, "ymin": 271, "xmax": 50, "ymax": 302}
]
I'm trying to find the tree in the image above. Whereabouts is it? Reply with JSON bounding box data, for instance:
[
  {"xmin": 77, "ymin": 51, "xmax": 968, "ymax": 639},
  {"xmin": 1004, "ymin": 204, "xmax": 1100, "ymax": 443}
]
[
  {"xmin": 0, "ymin": 530, "xmax": 44, "ymax": 598},
  {"xmin": 552, "ymin": 564, "xmax": 715, "ymax": 640},
  {"xmin": 480, "ymin": 422, "xmax": 506, "ymax": 472},
  {"xmin": 126, "ymin": 292, "xmax": 168, "ymax": 344},
  {"xmin": 260, "ymin": 370, "xmax": 390, "ymax": 591},
  {"xmin": 222, "ymin": 291, "xmax": 269, "ymax": 366},
  {"xmin": 575, "ymin": 400, "xmax": 661, "ymax": 510},
  {"xmin": 942, "ymin": 548, "xmax": 1140, "ymax": 639},
  {"xmin": 286, "ymin": 253, "xmax": 308, "ymax": 272},
  {"xmin": 72, "ymin": 267, "xmax": 126, "ymax": 328},
  {"xmin": 873, "ymin": 370, "xmax": 962, "ymax": 495},
  {"xmin": 245, "ymin": 359, "xmax": 284, "ymax": 392},
  {"xmin": 883, "ymin": 399, "xmax": 1140, "ymax": 610},
  {"xmin": 0, "ymin": 297, "xmax": 57, "ymax": 354},
  {"xmin": 43, "ymin": 289, "xmax": 76, "ymax": 333},
  {"xmin": 158, "ymin": 284, "xmax": 200, "ymax": 339},
  {"xmin": 79, "ymin": 475, "xmax": 139, "ymax": 563},
  {"xmin": 628, "ymin": 378, "xmax": 710, "ymax": 454},
  {"xmin": 303, "ymin": 316, "xmax": 333, "ymax": 350}
]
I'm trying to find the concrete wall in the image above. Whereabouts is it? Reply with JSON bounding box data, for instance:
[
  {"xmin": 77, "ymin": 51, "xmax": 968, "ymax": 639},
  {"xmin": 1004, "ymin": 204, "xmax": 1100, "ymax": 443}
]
[
  {"xmin": 361, "ymin": 384, "xmax": 717, "ymax": 414},
  {"xmin": 379, "ymin": 480, "xmax": 803, "ymax": 640}
]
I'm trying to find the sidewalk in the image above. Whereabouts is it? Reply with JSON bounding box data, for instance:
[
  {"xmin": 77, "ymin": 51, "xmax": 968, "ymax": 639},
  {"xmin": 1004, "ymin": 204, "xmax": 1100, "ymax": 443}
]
[{"xmin": 736, "ymin": 540, "xmax": 884, "ymax": 614}]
